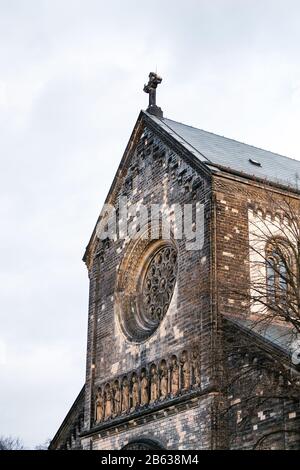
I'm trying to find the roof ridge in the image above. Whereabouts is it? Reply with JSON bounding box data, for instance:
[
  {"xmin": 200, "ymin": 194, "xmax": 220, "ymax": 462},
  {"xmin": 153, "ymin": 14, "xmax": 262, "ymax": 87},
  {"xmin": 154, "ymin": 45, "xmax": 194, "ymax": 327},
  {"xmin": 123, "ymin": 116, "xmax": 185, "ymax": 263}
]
[{"xmin": 162, "ymin": 116, "xmax": 300, "ymax": 165}]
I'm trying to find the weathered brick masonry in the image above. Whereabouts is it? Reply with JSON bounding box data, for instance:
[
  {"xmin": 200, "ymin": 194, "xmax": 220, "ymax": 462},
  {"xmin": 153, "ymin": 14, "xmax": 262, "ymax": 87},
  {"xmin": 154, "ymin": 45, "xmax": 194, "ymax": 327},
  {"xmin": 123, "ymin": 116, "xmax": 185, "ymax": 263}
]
[
  {"xmin": 80, "ymin": 118, "xmax": 217, "ymax": 449},
  {"xmin": 213, "ymin": 176, "xmax": 300, "ymax": 450},
  {"xmin": 50, "ymin": 109, "xmax": 300, "ymax": 450}
]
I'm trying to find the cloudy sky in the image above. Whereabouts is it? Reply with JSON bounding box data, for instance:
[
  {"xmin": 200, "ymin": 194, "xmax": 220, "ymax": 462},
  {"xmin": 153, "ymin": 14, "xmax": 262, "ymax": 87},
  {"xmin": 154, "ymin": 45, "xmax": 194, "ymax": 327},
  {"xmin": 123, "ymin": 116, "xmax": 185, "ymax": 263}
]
[{"xmin": 1, "ymin": 0, "xmax": 300, "ymax": 448}]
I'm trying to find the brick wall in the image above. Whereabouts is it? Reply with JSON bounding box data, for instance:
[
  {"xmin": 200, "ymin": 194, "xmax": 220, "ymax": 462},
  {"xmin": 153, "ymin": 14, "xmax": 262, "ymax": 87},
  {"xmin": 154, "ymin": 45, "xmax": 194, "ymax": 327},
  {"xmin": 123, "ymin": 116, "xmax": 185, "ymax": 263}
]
[
  {"xmin": 82, "ymin": 122, "xmax": 216, "ymax": 449},
  {"xmin": 50, "ymin": 120, "xmax": 300, "ymax": 450},
  {"xmin": 213, "ymin": 176, "xmax": 300, "ymax": 450}
]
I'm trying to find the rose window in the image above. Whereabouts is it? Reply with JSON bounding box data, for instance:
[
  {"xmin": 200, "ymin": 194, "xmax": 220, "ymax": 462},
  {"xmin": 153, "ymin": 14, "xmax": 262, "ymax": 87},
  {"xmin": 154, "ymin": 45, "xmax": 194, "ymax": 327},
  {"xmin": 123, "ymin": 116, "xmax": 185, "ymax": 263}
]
[
  {"xmin": 116, "ymin": 238, "xmax": 178, "ymax": 343},
  {"xmin": 142, "ymin": 246, "xmax": 177, "ymax": 322}
]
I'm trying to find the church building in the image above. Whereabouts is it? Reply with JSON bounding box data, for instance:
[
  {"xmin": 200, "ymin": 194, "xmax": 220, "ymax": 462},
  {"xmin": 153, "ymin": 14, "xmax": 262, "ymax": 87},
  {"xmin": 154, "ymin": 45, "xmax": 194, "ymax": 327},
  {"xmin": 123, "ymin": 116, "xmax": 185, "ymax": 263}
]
[{"xmin": 50, "ymin": 74, "xmax": 300, "ymax": 450}]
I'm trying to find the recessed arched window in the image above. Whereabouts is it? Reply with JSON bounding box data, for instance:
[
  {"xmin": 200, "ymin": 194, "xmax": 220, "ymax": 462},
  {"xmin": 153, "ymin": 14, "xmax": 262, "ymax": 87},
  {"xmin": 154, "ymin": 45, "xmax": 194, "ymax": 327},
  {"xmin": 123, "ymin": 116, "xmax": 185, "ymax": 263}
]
[
  {"xmin": 266, "ymin": 240, "xmax": 290, "ymax": 303},
  {"xmin": 122, "ymin": 438, "xmax": 164, "ymax": 450}
]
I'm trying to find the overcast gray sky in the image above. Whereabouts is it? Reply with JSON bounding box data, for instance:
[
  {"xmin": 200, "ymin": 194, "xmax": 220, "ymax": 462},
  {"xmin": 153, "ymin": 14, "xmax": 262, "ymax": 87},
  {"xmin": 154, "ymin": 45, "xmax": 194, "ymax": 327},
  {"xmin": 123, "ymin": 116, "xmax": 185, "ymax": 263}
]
[{"xmin": 1, "ymin": 0, "xmax": 300, "ymax": 449}]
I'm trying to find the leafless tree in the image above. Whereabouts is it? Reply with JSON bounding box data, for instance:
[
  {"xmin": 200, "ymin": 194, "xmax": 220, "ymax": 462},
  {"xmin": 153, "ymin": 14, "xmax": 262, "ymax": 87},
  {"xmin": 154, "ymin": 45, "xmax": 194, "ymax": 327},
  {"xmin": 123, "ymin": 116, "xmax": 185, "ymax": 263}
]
[
  {"xmin": 34, "ymin": 438, "xmax": 51, "ymax": 450},
  {"xmin": 218, "ymin": 193, "xmax": 300, "ymax": 449},
  {"xmin": 247, "ymin": 195, "xmax": 300, "ymax": 334},
  {"xmin": 0, "ymin": 436, "xmax": 24, "ymax": 450}
]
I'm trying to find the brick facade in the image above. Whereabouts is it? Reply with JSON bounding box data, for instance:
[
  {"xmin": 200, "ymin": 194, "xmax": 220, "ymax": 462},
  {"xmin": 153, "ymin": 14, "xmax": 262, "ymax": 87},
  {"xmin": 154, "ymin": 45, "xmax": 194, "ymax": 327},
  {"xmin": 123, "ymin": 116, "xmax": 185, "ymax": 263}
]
[
  {"xmin": 80, "ymin": 120, "xmax": 216, "ymax": 450},
  {"xmin": 50, "ymin": 111, "xmax": 300, "ymax": 450}
]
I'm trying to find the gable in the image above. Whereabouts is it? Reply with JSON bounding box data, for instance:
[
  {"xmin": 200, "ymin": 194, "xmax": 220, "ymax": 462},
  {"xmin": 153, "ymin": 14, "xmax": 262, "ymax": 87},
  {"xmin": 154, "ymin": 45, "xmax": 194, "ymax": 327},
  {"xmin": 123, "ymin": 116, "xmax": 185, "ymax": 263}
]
[
  {"xmin": 84, "ymin": 110, "xmax": 300, "ymax": 267},
  {"xmin": 84, "ymin": 115, "xmax": 212, "ymax": 390},
  {"xmin": 83, "ymin": 111, "xmax": 212, "ymax": 268}
]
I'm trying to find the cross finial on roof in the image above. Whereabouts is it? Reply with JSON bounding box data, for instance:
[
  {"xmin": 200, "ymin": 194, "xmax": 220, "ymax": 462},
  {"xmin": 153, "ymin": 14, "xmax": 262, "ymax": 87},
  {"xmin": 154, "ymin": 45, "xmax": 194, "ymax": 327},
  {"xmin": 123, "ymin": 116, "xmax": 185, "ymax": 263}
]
[{"xmin": 143, "ymin": 72, "xmax": 163, "ymax": 117}]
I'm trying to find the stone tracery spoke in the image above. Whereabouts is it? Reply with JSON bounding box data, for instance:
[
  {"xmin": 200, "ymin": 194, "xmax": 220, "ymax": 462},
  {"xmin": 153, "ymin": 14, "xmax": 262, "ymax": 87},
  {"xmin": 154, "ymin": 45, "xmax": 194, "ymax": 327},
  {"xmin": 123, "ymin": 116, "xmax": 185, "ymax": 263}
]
[{"xmin": 142, "ymin": 245, "xmax": 178, "ymax": 325}]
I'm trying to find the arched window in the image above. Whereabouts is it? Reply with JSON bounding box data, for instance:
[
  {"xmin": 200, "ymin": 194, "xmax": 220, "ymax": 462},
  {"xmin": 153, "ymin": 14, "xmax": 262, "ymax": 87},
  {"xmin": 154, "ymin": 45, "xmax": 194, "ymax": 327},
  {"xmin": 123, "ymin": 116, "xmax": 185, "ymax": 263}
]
[{"xmin": 266, "ymin": 241, "xmax": 289, "ymax": 303}]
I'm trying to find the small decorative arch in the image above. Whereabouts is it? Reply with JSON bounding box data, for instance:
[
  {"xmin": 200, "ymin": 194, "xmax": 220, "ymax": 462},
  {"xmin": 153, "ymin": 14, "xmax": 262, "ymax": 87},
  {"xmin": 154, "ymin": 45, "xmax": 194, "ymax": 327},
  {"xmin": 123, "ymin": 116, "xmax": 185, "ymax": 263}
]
[
  {"xmin": 113, "ymin": 379, "xmax": 121, "ymax": 415},
  {"xmin": 140, "ymin": 368, "xmax": 149, "ymax": 406},
  {"xmin": 131, "ymin": 372, "xmax": 139, "ymax": 408},
  {"xmin": 121, "ymin": 376, "xmax": 130, "ymax": 413},
  {"xmin": 170, "ymin": 355, "xmax": 179, "ymax": 395},
  {"xmin": 150, "ymin": 363, "xmax": 159, "ymax": 402},
  {"xmin": 104, "ymin": 383, "xmax": 113, "ymax": 419},
  {"xmin": 180, "ymin": 350, "xmax": 191, "ymax": 390},
  {"xmin": 122, "ymin": 438, "xmax": 164, "ymax": 450},
  {"xmin": 159, "ymin": 359, "xmax": 168, "ymax": 398}
]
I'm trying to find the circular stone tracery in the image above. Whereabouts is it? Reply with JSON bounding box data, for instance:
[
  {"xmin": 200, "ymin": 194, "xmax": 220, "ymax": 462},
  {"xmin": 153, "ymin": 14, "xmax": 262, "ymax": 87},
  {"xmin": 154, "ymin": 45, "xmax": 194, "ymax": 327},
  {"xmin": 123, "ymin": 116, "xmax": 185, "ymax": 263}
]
[
  {"xmin": 116, "ymin": 238, "xmax": 178, "ymax": 343},
  {"xmin": 142, "ymin": 246, "xmax": 177, "ymax": 322}
]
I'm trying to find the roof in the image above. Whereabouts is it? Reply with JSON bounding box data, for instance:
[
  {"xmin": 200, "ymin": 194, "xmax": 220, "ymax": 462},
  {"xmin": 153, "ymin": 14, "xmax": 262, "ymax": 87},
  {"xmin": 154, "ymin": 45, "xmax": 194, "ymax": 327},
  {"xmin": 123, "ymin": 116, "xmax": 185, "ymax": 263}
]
[
  {"xmin": 49, "ymin": 385, "xmax": 85, "ymax": 449},
  {"xmin": 224, "ymin": 315, "xmax": 296, "ymax": 358},
  {"xmin": 83, "ymin": 110, "xmax": 300, "ymax": 263},
  {"xmin": 148, "ymin": 113, "xmax": 300, "ymax": 190}
]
